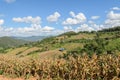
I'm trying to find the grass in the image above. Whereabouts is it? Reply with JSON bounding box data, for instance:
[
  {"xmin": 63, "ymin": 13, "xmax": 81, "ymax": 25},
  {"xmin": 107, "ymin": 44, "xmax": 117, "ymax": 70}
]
[
  {"xmin": 63, "ymin": 43, "xmax": 83, "ymax": 51},
  {"xmin": 18, "ymin": 47, "xmax": 41, "ymax": 57},
  {"xmin": 69, "ymin": 33, "xmax": 95, "ymax": 40},
  {"xmin": 7, "ymin": 47, "xmax": 28, "ymax": 55}
]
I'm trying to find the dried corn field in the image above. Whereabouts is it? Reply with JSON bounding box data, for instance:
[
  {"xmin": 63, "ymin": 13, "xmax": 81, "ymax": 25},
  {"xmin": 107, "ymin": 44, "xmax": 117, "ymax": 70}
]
[{"xmin": 0, "ymin": 54, "xmax": 120, "ymax": 80}]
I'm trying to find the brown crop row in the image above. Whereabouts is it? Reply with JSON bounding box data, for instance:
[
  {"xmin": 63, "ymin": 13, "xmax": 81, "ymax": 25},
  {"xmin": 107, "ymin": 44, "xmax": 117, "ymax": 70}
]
[{"xmin": 0, "ymin": 54, "xmax": 120, "ymax": 80}]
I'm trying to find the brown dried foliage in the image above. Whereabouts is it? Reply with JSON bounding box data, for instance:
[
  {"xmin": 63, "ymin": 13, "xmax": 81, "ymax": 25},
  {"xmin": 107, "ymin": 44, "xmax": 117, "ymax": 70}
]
[{"xmin": 0, "ymin": 54, "xmax": 120, "ymax": 80}]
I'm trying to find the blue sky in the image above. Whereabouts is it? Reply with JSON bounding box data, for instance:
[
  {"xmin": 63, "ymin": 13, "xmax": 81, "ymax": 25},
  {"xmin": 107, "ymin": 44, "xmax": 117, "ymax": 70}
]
[{"xmin": 0, "ymin": 0, "xmax": 120, "ymax": 36}]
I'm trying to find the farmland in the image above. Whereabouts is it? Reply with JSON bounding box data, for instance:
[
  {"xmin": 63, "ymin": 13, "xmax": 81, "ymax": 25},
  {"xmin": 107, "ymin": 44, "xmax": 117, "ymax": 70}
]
[{"xmin": 0, "ymin": 26, "xmax": 120, "ymax": 80}]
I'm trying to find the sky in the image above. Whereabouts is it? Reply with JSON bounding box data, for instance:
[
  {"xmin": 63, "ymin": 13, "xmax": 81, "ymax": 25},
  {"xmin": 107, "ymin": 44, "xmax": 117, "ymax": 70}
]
[{"xmin": 0, "ymin": 0, "xmax": 120, "ymax": 37}]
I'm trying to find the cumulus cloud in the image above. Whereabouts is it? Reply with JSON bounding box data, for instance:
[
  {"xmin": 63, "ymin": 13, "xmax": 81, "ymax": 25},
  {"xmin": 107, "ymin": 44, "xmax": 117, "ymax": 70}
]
[
  {"xmin": 0, "ymin": 27, "xmax": 15, "ymax": 36},
  {"xmin": 112, "ymin": 7, "xmax": 120, "ymax": 11},
  {"xmin": 70, "ymin": 11, "xmax": 76, "ymax": 17},
  {"xmin": 42, "ymin": 26, "xmax": 55, "ymax": 32},
  {"xmin": 0, "ymin": 16, "xmax": 56, "ymax": 36},
  {"xmin": 105, "ymin": 11, "xmax": 120, "ymax": 27},
  {"xmin": 91, "ymin": 24, "xmax": 101, "ymax": 30},
  {"xmin": 12, "ymin": 16, "xmax": 43, "ymax": 36},
  {"xmin": 91, "ymin": 16, "xmax": 100, "ymax": 20},
  {"xmin": 62, "ymin": 11, "xmax": 86, "ymax": 25},
  {"xmin": 63, "ymin": 26, "xmax": 73, "ymax": 31},
  {"xmin": 18, "ymin": 25, "xmax": 41, "ymax": 33},
  {"xmin": 47, "ymin": 12, "xmax": 61, "ymax": 22},
  {"xmin": 0, "ymin": 15, "xmax": 57, "ymax": 36},
  {"xmin": 4, "ymin": 27, "xmax": 13, "ymax": 32},
  {"xmin": 0, "ymin": 19, "xmax": 4, "ymax": 25},
  {"xmin": 75, "ymin": 10, "xmax": 120, "ymax": 32},
  {"xmin": 4, "ymin": 0, "xmax": 16, "ymax": 3},
  {"xmin": 0, "ymin": 25, "xmax": 55, "ymax": 37},
  {"xmin": 107, "ymin": 11, "xmax": 120, "ymax": 20},
  {"xmin": 76, "ymin": 24, "xmax": 94, "ymax": 32},
  {"xmin": 15, "ymin": 26, "xmax": 55, "ymax": 36},
  {"xmin": 13, "ymin": 16, "xmax": 41, "ymax": 24}
]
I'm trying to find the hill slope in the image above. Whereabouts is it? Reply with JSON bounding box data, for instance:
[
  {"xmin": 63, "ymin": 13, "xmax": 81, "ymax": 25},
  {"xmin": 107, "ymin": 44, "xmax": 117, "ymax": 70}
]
[
  {"xmin": 13, "ymin": 36, "xmax": 48, "ymax": 41},
  {"xmin": 0, "ymin": 36, "xmax": 28, "ymax": 48}
]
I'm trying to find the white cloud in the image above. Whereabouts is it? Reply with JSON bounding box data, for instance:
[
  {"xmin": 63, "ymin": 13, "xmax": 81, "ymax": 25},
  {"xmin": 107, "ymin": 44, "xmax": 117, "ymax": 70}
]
[
  {"xmin": 91, "ymin": 24, "xmax": 101, "ymax": 30},
  {"xmin": 0, "ymin": 16, "xmax": 57, "ymax": 36},
  {"xmin": 0, "ymin": 19, "xmax": 4, "ymax": 25},
  {"xmin": 4, "ymin": 0, "xmax": 16, "ymax": 3},
  {"xmin": 11, "ymin": 16, "xmax": 44, "ymax": 36},
  {"xmin": 13, "ymin": 16, "xmax": 41, "ymax": 24},
  {"xmin": 47, "ymin": 12, "xmax": 61, "ymax": 22},
  {"xmin": 91, "ymin": 16, "xmax": 100, "ymax": 20},
  {"xmin": 76, "ymin": 24, "xmax": 94, "ymax": 32},
  {"xmin": 63, "ymin": 18, "xmax": 79, "ymax": 25},
  {"xmin": 4, "ymin": 27, "xmax": 13, "ymax": 32},
  {"xmin": 18, "ymin": 25, "xmax": 41, "ymax": 32},
  {"xmin": 70, "ymin": 11, "xmax": 76, "ymax": 17},
  {"xmin": 0, "ymin": 16, "xmax": 56, "ymax": 36},
  {"xmin": 0, "ymin": 26, "xmax": 15, "ymax": 36},
  {"xmin": 107, "ymin": 11, "xmax": 120, "ymax": 20},
  {"xmin": 42, "ymin": 26, "xmax": 55, "ymax": 32},
  {"xmin": 112, "ymin": 7, "xmax": 120, "ymax": 11},
  {"xmin": 88, "ymin": 20, "xmax": 94, "ymax": 24},
  {"xmin": 105, "ymin": 11, "xmax": 120, "ymax": 27},
  {"xmin": 62, "ymin": 11, "xmax": 86, "ymax": 25},
  {"xmin": 18, "ymin": 27, "xmax": 34, "ymax": 32},
  {"xmin": 76, "ymin": 10, "xmax": 120, "ymax": 32},
  {"xmin": 0, "ymin": 25, "xmax": 56, "ymax": 37},
  {"xmin": 88, "ymin": 20, "xmax": 100, "ymax": 30},
  {"xmin": 63, "ymin": 26, "xmax": 73, "ymax": 31},
  {"xmin": 31, "ymin": 24, "xmax": 41, "ymax": 29}
]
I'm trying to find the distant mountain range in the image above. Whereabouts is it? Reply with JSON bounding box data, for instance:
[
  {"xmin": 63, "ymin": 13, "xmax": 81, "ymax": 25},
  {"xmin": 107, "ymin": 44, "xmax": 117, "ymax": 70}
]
[
  {"xmin": 12, "ymin": 36, "xmax": 48, "ymax": 41},
  {"xmin": 0, "ymin": 36, "xmax": 28, "ymax": 48},
  {"xmin": 0, "ymin": 36, "xmax": 48, "ymax": 48}
]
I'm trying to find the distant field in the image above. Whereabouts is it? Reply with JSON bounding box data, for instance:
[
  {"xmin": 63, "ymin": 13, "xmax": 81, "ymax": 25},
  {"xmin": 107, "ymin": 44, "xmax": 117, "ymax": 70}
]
[
  {"xmin": 69, "ymin": 33, "xmax": 95, "ymax": 40},
  {"xmin": 7, "ymin": 47, "xmax": 28, "ymax": 55}
]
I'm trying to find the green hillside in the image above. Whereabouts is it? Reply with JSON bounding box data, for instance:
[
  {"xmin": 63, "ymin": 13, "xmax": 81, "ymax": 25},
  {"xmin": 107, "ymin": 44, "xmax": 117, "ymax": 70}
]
[
  {"xmin": 0, "ymin": 36, "xmax": 28, "ymax": 49},
  {"xmin": 2, "ymin": 26, "xmax": 118, "ymax": 58},
  {"xmin": 13, "ymin": 36, "xmax": 48, "ymax": 41},
  {"xmin": 0, "ymin": 26, "xmax": 120, "ymax": 56}
]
